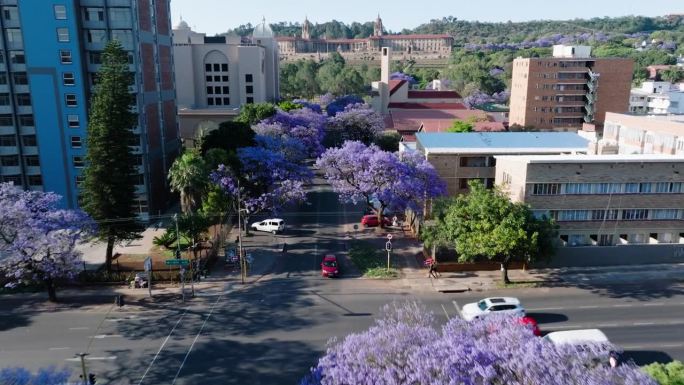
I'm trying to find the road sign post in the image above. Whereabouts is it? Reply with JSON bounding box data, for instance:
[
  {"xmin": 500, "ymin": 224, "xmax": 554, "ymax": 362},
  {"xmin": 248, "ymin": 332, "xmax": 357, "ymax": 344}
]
[
  {"xmin": 144, "ymin": 256, "xmax": 152, "ymax": 298},
  {"xmin": 180, "ymin": 267, "xmax": 186, "ymax": 303},
  {"xmin": 385, "ymin": 239, "xmax": 392, "ymax": 271}
]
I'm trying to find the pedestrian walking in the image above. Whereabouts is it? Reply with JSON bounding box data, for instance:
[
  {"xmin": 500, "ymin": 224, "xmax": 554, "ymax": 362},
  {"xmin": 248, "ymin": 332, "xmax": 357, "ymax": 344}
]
[
  {"xmin": 392, "ymin": 215, "xmax": 398, "ymax": 227},
  {"xmin": 428, "ymin": 261, "xmax": 439, "ymax": 279}
]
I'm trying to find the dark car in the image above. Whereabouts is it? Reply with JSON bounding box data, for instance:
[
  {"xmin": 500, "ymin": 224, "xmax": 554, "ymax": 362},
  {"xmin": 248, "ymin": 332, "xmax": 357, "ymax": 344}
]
[{"xmin": 321, "ymin": 255, "xmax": 339, "ymax": 277}]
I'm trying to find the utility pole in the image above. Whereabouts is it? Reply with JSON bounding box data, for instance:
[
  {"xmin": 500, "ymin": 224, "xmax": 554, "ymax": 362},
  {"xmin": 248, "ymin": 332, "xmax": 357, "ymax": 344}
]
[
  {"xmin": 174, "ymin": 213, "xmax": 181, "ymax": 259},
  {"xmin": 237, "ymin": 180, "xmax": 245, "ymax": 284},
  {"xmin": 75, "ymin": 353, "xmax": 88, "ymax": 385}
]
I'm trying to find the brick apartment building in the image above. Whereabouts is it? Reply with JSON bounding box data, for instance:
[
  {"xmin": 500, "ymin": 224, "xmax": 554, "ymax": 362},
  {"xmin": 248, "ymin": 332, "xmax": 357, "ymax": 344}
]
[{"xmin": 509, "ymin": 45, "xmax": 633, "ymax": 131}]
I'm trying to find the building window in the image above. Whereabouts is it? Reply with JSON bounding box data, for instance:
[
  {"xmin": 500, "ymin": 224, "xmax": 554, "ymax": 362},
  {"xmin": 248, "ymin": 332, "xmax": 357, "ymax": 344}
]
[
  {"xmin": 0, "ymin": 74, "xmax": 7, "ymax": 85},
  {"xmin": 18, "ymin": 115, "xmax": 34, "ymax": 127},
  {"xmin": 60, "ymin": 50, "xmax": 72, "ymax": 64},
  {"xmin": 27, "ymin": 175, "xmax": 42, "ymax": 186},
  {"xmin": 207, "ymin": 98, "xmax": 214, "ymax": 106},
  {"xmin": 86, "ymin": 29, "xmax": 107, "ymax": 43},
  {"xmin": 89, "ymin": 51, "xmax": 102, "ymax": 65},
  {"xmin": 0, "ymin": 114, "xmax": 13, "ymax": 126},
  {"xmin": 65, "ymin": 94, "xmax": 77, "ymax": 107},
  {"xmin": 54, "ymin": 5, "xmax": 67, "ymax": 19},
  {"xmin": 0, "ymin": 135, "xmax": 17, "ymax": 146},
  {"xmin": 246, "ymin": 96, "xmax": 254, "ymax": 104},
  {"xmin": 67, "ymin": 114, "xmax": 80, "ymax": 128},
  {"xmin": 651, "ymin": 209, "xmax": 679, "ymax": 220},
  {"xmin": 213, "ymin": 75, "xmax": 220, "ymax": 82},
  {"xmin": 246, "ymin": 85, "xmax": 253, "ymax": 94},
  {"xmin": 639, "ymin": 182, "xmax": 652, "ymax": 193},
  {"xmin": 1, "ymin": 175, "xmax": 21, "ymax": 184},
  {"xmin": 133, "ymin": 174, "xmax": 144, "ymax": 185},
  {"xmin": 15, "ymin": 94, "xmax": 31, "ymax": 106},
  {"xmin": 221, "ymin": 75, "xmax": 229, "ymax": 82},
  {"xmin": 22, "ymin": 135, "xmax": 37, "ymax": 147},
  {"xmin": 205, "ymin": 75, "xmax": 212, "ymax": 82},
  {"xmin": 12, "ymin": 72, "xmax": 28, "ymax": 85},
  {"xmin": 622, "ymin": 209, "xmax": 648, "ymax": 220},
  {"xmin": 83, "ymin": 7, "xmax": 104, "ymax": 21},
  {"xmin": 624, "ymin": 183, "xmax": 639, "ymax": 194},
  {"xmin": 205, "ymin": 63, "xmax": 212, "ymax": 72},
  {"xmin": 215, "ymin": 98, "xmax": 222, "ymax": 106},
  {"xmin": 245, "ymin": 74, "xmax": 253, "ymax": 82},
  {"xmin": 0, "ymin": 155, "xmax": 19, "ymax": 166},
  {"xmin": 108, "ymin": 8, "xmax": 130, "ymax": 23},
  {"xmin": 223, "ymin": 97, "xmax": 230, "ymax": 105},
  {"xmin": 73, "ymin": 156, "xmax": 84, "ymax": 168},
  {"xmin": 57, "ymin": 28, "xmax": 70, "ymax": 42},
  {"xmin": 459, "ymin": 156, "xmax": 488, "ymax": 167},
  {"xmin": 76, "ymin": 175, "xmax": 85, "ymax": 187},
  {"xmin": 0, "ymin": 94, "xmax": 10, "ymax": 106},
  {"xmin": 10, "ymin": 51, "xmax": 25, "ymax": 64},
  {"xmin": 206, "ymin": 86, "xmax": 213, "ymax": 95},
  {"xmin": 63, "ymin": 72, "xmax": 75, "ymax": 86},
  {"xmin": 111, "ymin": 30, "xmax": 133, "ymax": 47},
  {"xmin": 24, "ymin": 155, "xmax": 40, "ymax": 167},
  {"xmin": 221, "ymin": 63, "xmax": 228, "ymax": 72},
  {"xmin": 5, "ymin": 29, "xmax": 22, "ymax": 46},
  {"xmin": 532, "ymin": 183, "xmax": 560, "ymax": 195},
  {"xmin": 3, "ymin": 7, "xmax": 19, "ymax": 20},
  {"xmin": 222, "ymin": 86, "xmax": 229, "ymax": 94},
  {"xmin": 71, "ymin": 136, "xmax": 82, "ymax": 148},
  {"xmin": 213, "ymin": 63, "xmax": 220, "ymax": 72},
  {"xmin": 591, "ymin": 209, "xmax": 619, "ymax": 221}
]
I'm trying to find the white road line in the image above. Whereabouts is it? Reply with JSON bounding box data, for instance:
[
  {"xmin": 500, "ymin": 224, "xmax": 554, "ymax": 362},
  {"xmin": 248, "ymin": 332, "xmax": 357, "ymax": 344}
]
[
  {"xmin": 633, "ymin": 322, "xmax": 656, "ymax": 326},
  {"xmin": 65, "ymin": 356, "xmax": 116, "ymax": 362},
  {"xmin": 68, "ymin": 327, "xmax": 89, "ymax": 330},
  {"xmin": 137, "ymin": 308, "xmax": 189, "ymax": 385},
  {"xmin": 441, "ymin": 304, "xmax": 451, "ymax": 320},
  {"xmin": 596, "ymin": 323, "xmax": 619, "ymax": 328},
  {"xmin": 172, "ymin": 292, "xmax": 225, "ymax": 384},
  {"xmin": 49, "ymin": 347, "xmax": 70, "ymax": 351},
  {"xmin": 643, "ymin": 302, "xmax": 665, "ymax": 306},
  {"xmin": 90, "ymin": 334, "xmax": 122, "ymax": 339},
  {"xmin": 662, "ymin": 343, "xmax": 684, "ymax": 348},
  {"xmin": 579, "ymin": 305, "xmax": 599, "ymax": 309},
  {"xmin": 612, "ymin": 304, "xmax": 633, "ymax": 308},
  {"xmin": 452, "ymin": 301, "xmax": 463, "ymax": 318}
]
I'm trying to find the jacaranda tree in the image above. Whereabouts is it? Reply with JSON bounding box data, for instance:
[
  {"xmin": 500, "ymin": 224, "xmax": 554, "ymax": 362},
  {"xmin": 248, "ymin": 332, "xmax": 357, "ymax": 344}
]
[
  {"xmin": 325, "ymin": 103, "xmax": 385, "ymax": 147},
  {"xmin": 0, "ymin": 183, "xmax": 94, "ymax": 302},
  {"xmin": 316, "ymin": 142, "xmax": 445, "ymax": 227},
  {"xmin": 256, "ymin": 107, "xmax": 327, "ymax": 157},
  {"xmin": 0, "ymin": 366, "xmax": 71, "ymax": 385},
  {"xmin": 300, "ymin": 302, "xmax": 657, "ymax": 385}
]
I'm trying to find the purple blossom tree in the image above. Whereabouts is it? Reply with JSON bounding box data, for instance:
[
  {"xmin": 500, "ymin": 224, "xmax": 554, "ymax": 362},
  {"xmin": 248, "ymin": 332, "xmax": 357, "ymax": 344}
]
[
  {"xmin": 325, "ymin": 103, "xmax": 385, "ymax": 147},
  {"xmin": 316, "ymin": 142, "xmax": 445, "ymax": 226},
  {"xmin": 0, "ymin": 183, "xmax": 94, "ymax": 302},
  {"xmin": 0, "ymin": 366, "xmax": 71, "ymax": 384},
  {"xmin": 300, "ymin": 303, "xmax": 657, "ymax": 385},
  {"xmin": 325, "ymin": 95, "xmax": 364, "ymax": 117},
  {"xmin": 262, "ymin": 108, "xmax": 327, "ymax": 157},
  {"xmin": 293, "ymin": 99, "xmax": 323, "ymax": 114},
  {"xmin": 390, "ymin": 72, "xmax": 417, "ymax": 85}
]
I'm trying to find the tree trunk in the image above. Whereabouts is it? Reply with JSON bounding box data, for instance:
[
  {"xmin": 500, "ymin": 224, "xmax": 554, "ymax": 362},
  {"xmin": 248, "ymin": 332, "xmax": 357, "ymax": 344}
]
[
  {"xmin": 105, "ymin": 236, "xmax": 115, "ymax": 273},
  {"xmin": 377, "ymin": 205, "xmax": 386, "ymax": 229},
  {"xmin": 501, "ymin": 260, "xmax": 511, "ymax": 284},
  {"xmin": 46, "ymin": 278, "xmax": 58, "ymax": 302}
]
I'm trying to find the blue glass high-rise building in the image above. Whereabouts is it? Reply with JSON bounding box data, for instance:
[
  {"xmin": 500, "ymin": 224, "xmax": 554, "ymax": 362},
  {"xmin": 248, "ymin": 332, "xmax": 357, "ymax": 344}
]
[{"xmin": 0, "ymin": 0, "xmax": 179, "ymax": 219}]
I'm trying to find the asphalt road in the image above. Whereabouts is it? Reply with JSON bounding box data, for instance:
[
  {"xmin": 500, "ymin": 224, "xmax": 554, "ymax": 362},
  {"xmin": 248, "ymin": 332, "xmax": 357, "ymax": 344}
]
[{"xmin": 0, "ymin": 178, "xmax": 683, "ymax": 384}]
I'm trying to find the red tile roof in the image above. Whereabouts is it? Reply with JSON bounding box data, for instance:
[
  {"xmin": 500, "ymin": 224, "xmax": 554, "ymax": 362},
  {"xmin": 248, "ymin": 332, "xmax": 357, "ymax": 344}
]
[
  {"xmin": 408, "ymin": 90, "xmax": 462, "ymax": 99},
  {"xmin": 388, "ymin": 80, "xmax": 406, "ymax": 96},
  {"xmin": 388, "ymin": 102, "xmax": 467, "ymax": 110},
  {"xmin": 387, "ymin": 109, "xmax": 505, "ymax": 141}
]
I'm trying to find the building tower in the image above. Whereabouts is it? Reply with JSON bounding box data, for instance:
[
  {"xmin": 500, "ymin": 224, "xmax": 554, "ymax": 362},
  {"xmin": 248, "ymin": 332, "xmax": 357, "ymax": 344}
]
[
  {"xmin": 0, "ymin": 0, "xmax": 179, "ymax": 217},
  {"xmin": 302, "ymin": 16, "xmax": 311, "ymax": 40},
  {"xmin": 374, "ymin": 14, "xmax": 383, "ymax": 36}
]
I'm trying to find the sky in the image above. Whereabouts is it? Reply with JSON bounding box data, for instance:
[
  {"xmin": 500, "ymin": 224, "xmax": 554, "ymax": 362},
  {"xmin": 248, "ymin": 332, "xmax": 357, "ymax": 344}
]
[{"xmin": 170, "ymin": 0, "xmax": 683, "ymax": 35}]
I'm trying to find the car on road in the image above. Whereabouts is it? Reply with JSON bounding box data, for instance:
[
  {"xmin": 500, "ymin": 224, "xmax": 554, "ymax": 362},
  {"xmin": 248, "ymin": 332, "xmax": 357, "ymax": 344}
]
[
  {"xmin": 321, "ymin": 255, "xmax": 340, "ymax": 278},
  {"xmin": 361, "ymin": 214, "xmax": 390, "ymax": 227},
  {"xmin": 519, "ymin": 316, "xmax": 541, "ymax": 336},
  {"xmin": 461, "ymin": 297, "xmax": 525, "ymax": 321},
  {"xmin": 250, "ymin": 218, "xmax": 285, "ymax": 234},
  {"xmin": 543, "ymin": 329, "xmax": 610, "ymax": 347}
]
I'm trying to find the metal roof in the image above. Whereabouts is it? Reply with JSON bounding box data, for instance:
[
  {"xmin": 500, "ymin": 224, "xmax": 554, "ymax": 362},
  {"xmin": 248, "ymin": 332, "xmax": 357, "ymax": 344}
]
[{"xmin": 416, "ymin": 132, "xmax": 590, "ymax": 154}]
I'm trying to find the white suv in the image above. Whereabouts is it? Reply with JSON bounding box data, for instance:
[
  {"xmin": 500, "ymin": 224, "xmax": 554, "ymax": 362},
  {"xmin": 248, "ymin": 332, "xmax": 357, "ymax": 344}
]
[
  {"xmin": 461, "ymin": 297, "xmax": 525, "ymax": 321},
  {"xmin": 250, "ymin": 218, "xmax": 285, "ymax": 234}
]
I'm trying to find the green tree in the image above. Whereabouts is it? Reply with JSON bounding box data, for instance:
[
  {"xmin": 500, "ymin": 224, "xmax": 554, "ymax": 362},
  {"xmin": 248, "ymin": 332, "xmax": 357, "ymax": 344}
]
[
  {"xmin": 177, "ymin": 212, "xmax": 211, "ymax": 260},
  {"xmin": 235, "ymin": 102, "xmax": 276, "ymax": 125},
  {"xmin": 168, "ymin": 150, "xmax": 208, "ymax": 214},
  {"xmin": 278, "ymin": 100, "xmax": 304, "ymax": 112},
  {"xmin": 447, "ymin": 120, "xmax": 474, "ymax": 133},
  {"xmin": 422, "ymin": 180, "xmax": 557, "ymax": 283},
  {"xmin": 81, "ymin": 40, "xmax": 143, "ymax": 273},
  {"xmin": 661, "ymin": 67, "xmax": 684, "ymax": 83},
  {"xmin": 643, "ymin": 360, "xmax": 684, "ymax": 385},
  {"xmin": 374, "ymin": 131, "xmax": 401, "ymax": 152}
]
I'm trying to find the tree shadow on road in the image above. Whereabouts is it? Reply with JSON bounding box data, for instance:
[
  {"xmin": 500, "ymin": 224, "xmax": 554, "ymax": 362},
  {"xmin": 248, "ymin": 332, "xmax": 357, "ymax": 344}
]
[{"xmin": 543, "ymin": 273, "xmax": 684, "ymax": 301}]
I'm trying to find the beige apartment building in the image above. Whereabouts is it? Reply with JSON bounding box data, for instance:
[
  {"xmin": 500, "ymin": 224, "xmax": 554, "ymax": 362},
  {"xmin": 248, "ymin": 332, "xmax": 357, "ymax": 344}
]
[
  {"xmin": 414, "ymin": 132, "xmax": 589, "ymax": 195},
  {"xmin": 509, "ymin": 45, "xmax": 633, "ymax": 131},
  {"xmin": 597, "ymin": 112, "xmax": 684, "ymax": 155},
  {"xmin": 496, "ymin": 154, "xmax": 684, "ymax": 248}
]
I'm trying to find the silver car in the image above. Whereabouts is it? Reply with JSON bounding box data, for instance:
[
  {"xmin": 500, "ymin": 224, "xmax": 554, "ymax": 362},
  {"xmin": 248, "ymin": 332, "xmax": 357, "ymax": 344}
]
[{"xmin": 461, "ymin": 297, "xmax": 525, "ymax": 321}]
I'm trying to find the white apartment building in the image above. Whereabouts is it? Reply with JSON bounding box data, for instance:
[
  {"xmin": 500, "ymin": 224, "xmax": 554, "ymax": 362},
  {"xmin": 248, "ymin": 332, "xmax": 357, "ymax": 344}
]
[
  {"xmin": 172, "ymin": 19, "xmax": 279, "ymax": 145},
  {"xmin": 597, "ymin": 112, "xmax": 684, "ymax": 155},
  {"xmin": 629, "ymin": 81, "xmax": 684, "ymax": 115}
]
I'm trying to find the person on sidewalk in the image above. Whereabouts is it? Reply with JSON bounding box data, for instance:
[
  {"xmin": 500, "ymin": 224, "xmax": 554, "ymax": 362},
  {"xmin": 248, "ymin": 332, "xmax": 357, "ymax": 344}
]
[{"xmin": 428, "ymin": 261, "xmax": 439, "ymax": 279}]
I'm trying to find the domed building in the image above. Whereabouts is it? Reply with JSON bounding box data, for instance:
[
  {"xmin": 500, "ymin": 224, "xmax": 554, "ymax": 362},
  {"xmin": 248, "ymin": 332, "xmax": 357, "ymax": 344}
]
[{"xmin": 172, "ymin": 18, "xmax": 280, "ymax": 147}]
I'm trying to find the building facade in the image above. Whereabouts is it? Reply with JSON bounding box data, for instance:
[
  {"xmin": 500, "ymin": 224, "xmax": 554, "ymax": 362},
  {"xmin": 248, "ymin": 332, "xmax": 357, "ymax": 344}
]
[
  {"xmin": 173, "ymin": 18, "xmax": 279, "ymax": 145},
  {"xmin": 509, "ymin": 45, "xmax": 633, "ymax": 131},
  {"xmin": 0, "ymin": 0, "xmax": 178, "ymax": 218},
  {"xmin": 415, "ymin": 132, "xmax": 589, "ymax": 196},
  {"xmin": 597, "ymin": 113, "xmax": 684, "ymax": 155},
  {"xmin": 276, "ymin": 15, "xmax": 452, "ymax": 60},
  {"xmin": 496, "ymin": 154, "xmax": 684, "ymax": 247},
  {"xmin": 629, "ymin": 81, "xmax": 684, "ymax": 115}
]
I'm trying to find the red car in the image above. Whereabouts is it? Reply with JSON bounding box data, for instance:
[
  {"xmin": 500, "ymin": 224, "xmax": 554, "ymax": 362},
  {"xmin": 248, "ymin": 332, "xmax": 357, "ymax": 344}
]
[
  {"xmin": 519, "ymin": 316, "xmax": 541, "ymax": 336},
  {"xmin": 321, "ymin": 255, "xmax": 339, "ymax": 277},
  {"xmin": 361, "ymin": 215, "xmax": 390, "ymax": 227}
]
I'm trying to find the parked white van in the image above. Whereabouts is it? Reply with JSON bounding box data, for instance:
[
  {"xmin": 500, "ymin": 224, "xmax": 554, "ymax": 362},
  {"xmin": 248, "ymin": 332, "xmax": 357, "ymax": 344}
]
[
  {"xmin": 250, "ymin": 219, "xmax": 285, "ymax": 234},
  {"xmin": 543, "ymin": 329, "xmax": 610, "ymax": 347}
]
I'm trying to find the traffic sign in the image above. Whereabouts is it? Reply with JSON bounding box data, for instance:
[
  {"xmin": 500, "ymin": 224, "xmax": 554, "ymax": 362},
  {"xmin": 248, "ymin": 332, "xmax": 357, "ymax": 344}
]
[
  {"xmin": 144, "ymin": 256, "xmax": 152, "ymax": 272},
  {"xmin": 385, "ymin": 241, "xmax": 392, "ymax": 251},
  {"xmin": 386, "ymin": 234, "xmax": 393, "ymax": 240},
  {"xmin": 165, "ymin": 259, "xmax": 189, "ymax": 266}
]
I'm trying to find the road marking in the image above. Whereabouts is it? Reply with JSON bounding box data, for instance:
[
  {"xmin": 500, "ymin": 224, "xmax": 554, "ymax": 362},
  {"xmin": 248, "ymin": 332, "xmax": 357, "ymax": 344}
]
[
  {"xmin": 49, "ymin": 347, "xmax": 70, "ymax": 351},
  {"xmin": 452, "ymin": 301, "xmax": 463, "ymax": 318},
  {"xmin": 596, "ymin": 323, "xmax": 619, "ymax": 328},
  {"xmin": 65, "ymin": 356, "xmax": 116, "ymax": 361},
  {"xmin": 90, "ymin": 334, "xmax": 122, "ymax": 339},
  {"xmin": 579, "ymin": 305, "xmax": 599, "ymax": 309},
  {"xmin": 137, "ymin": 308, "xmax": 189, "ymax": 385},
  {"xmin": 643, "ymin": 302, "xmax": 665, "ymax": 306},
  {"xmin": 612, "ymin": 304, "xmax": 633, "ymax": 308},
  {"xmin": 172, "ymin": 289, "xmax": 225, "ymax": 384},
  {"xmin": 68, "ymin": 327, "xmax": 89, "ymax": 330},
  {"xmin": 663, "ymin": 343, "xmax": 684, "ymax": 348},
  {"xmin": 441, "ymin": 304, "xmax": 451, "ymax": 320},
  {"xmin": 633, "ymin": 322, "xmax": 655, "ymax": 326}
]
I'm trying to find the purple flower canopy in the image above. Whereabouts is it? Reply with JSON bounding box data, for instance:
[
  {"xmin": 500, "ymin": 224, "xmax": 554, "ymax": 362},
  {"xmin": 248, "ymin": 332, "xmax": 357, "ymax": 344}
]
[
  {"xmin": 300, "ymin": 303, "xmax": 657, "ymax": 385},
  {"xmin": 390, "ymin": 72, "xmax": 417, "ymax": 85}
]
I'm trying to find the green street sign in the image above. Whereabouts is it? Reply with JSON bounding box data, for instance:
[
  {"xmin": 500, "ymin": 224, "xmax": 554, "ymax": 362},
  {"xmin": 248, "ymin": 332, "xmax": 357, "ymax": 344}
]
[{"xmin": 165, "ymin": 259, "xmax": 189, "ymax": 266}]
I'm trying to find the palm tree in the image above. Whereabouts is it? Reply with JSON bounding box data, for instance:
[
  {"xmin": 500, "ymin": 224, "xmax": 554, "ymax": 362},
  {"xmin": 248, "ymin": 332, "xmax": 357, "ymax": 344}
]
[{"xmin": 168, "ymin": 151, "xmax": 207, "ymax": 214}]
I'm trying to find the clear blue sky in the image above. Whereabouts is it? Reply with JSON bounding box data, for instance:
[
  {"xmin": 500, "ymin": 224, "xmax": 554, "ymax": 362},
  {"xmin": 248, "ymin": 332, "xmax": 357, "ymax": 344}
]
[{"xmin": 170, "ymin": 0, "xmax": 682, "ymax": 35}]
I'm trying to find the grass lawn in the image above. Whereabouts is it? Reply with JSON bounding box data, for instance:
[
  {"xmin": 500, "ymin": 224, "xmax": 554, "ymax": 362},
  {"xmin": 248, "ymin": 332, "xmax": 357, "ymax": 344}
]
[
  {"xmin": 348, "ymin": 241, "xmax": 400, "ymax": 279},
  {"xmin": 495, "ymin": 280, "xmax": 544, "ymax": 289}
]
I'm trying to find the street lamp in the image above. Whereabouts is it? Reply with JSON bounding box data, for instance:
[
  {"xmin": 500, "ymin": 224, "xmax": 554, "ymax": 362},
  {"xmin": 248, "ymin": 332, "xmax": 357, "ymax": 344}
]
[
  {"xmin": 75, "ymin": 353, "xmax": 89, "ymax": 385},
  {"xmin": 173, "ymin": 213, "xmax": 181, "ymax": 259}
]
